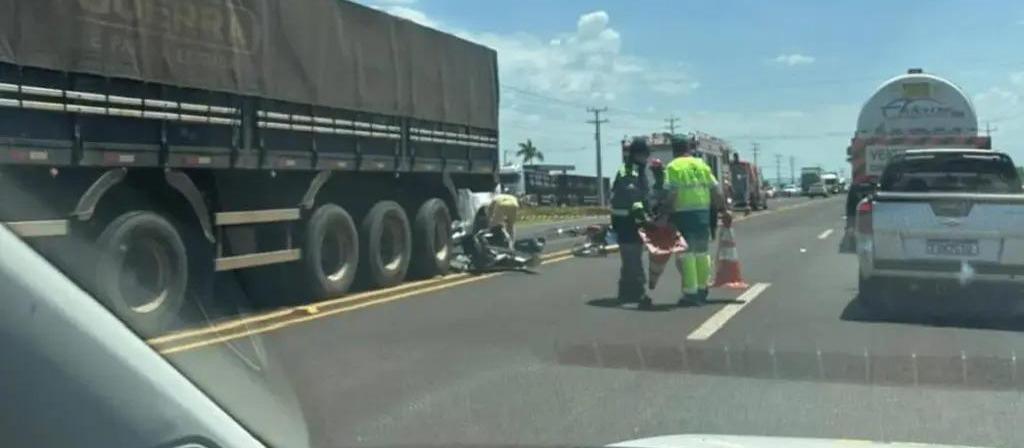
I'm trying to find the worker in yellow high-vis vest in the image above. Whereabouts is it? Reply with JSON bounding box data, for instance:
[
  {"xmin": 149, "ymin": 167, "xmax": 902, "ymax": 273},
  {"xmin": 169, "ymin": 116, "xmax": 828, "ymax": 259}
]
[{"xmin": 664, "ymin": 136, "xmax": 732, "ymax": 306}]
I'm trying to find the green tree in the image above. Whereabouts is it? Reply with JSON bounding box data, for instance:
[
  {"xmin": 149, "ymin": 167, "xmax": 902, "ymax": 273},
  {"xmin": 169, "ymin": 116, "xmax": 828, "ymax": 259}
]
[{"xmin": 516, "ymin": 139, "xmax": 544, "ymax": 164}]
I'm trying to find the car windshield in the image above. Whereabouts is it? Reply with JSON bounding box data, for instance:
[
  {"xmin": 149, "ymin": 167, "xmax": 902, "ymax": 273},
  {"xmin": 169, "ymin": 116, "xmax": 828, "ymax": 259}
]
[
  {"xmin": 5, "ymin": 2, "xmax": 1024, "ymax": 448},
  {"xmin": 882, "ymin": 153, "xmax": 1023, "ymax": 193}
]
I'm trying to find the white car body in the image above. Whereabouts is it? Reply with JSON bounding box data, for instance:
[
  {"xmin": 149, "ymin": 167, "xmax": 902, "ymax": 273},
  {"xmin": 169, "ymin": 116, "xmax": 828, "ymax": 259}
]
[
  {"xmin": 859, "ymin": 192, "xmax": 1024, "ymax": 285},
  {"xmin": 857, "ymin": 149, "xmax": 1024, "ymax": 287}
]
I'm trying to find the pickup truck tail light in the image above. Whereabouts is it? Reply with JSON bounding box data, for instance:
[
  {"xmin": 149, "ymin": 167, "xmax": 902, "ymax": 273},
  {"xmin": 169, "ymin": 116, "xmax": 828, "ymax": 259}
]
[{"xmin": 856, "ymin": 200, "xmax": 873, "ymax": 234}]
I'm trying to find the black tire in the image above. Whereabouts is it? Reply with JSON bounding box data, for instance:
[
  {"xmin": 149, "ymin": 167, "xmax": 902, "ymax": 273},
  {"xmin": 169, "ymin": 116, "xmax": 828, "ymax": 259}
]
[
  {"xmin": 410, "ymin": 198, "xmax": 452, "ymax": 278},
  {"xmin": 303, "ymin": 203, "xmax": 359, "ymax": 299},
  {"xmin": 858, "ymin": 272, "xmax": 889, "ymax": 317},
  {"xmin": 359, "ymin": 201, "xmax": 412, "ymax": 288},
  {"xmin": 95, "ymin": 211, "xmax": 188, "ymax": 335}
]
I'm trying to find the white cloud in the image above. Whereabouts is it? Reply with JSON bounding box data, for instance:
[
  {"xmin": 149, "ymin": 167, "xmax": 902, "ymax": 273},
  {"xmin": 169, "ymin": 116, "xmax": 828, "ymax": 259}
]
[
  {"xmin": 376, "ymin": 5, "xmax": 438, "ymax": 28},
  {"xmin": 1011, "ymin": 71, "xmax": 1024, "ymax": 86},
  {"xmin": 975, "ymin": 71, "xmax": 1024, "ymax": 120},
  {"xmin": 976, "ymin": 87, "xmax": 1019, "ymax": 104},
  {"xmin": 974, "ymin": 79, "xmax": 1024, "ymax": 161},
  {"xmin": 465, "ymin": 10, "xmax": 696, "ymax": 105},
  {"xmin": 975, "ymin": 87, "xmax": 1022, "ymax": 126},
  {"xmin": 772, "ymin": 53, "xmax": 816, "ymax": 67}
]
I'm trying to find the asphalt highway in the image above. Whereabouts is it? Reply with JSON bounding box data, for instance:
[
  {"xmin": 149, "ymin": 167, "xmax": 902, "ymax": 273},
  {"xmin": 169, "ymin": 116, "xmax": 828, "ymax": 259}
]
[{"xmin": 167, "ymin": 195, "xmax": 1024, "ymax": 448}]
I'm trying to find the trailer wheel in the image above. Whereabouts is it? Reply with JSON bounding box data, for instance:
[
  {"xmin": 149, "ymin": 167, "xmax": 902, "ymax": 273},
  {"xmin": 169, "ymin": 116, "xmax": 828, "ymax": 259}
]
[
  {"xmin": 360, "ymin": 201, "xmax": 412, "ymax": 288},
  {"xmin": 303, "ymin": 203, "xmax": 359, "ymax": 299},
  {"xmin": 411, "ymin": 198, "xmax": 452, "ymax": 278},
  {"xmin": 95, "ymin": 211, "xmax": 188, "ymax": 335}
]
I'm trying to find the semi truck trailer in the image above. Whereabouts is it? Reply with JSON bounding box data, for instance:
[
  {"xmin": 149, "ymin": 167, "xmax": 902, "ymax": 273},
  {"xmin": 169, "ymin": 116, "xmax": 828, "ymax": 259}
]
[{"xmin": 0, "ymin": 0, "xmax": 500, "ymax": 334}]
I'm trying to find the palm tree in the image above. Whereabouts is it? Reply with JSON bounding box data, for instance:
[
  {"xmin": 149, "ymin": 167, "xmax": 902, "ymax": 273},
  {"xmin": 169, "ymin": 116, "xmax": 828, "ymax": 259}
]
[{"xmin": 516, "ymin": 139, "xmax": 544, "ymax": 164}]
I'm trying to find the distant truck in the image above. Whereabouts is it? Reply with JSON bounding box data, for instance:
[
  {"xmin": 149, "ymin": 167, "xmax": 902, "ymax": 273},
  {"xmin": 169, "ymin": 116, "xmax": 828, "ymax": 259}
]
[
  {"xmin": 821, "ymin": 172, "xmax": 840, "ymax": 194},
  {"xmin": 0, "ymin": 0, "xmax": 500, "ymax": 333},
  {"xmin": 642, "ymin": 132, "xmax": 734, "ymax": 185},
  {"xmin": 800, "ymin": 167, "xmax": 825, "ymax": 195},
  {"xmin": 844, "ymin": 69, "xmax": 991, "ymax": 233},
  {"xmin": 729, "ymin": 156, "xmax": 767, "ymax": 211},
  {"xmin": 499, "ymin": 164, "xmax": 608, "ymax": 206}
]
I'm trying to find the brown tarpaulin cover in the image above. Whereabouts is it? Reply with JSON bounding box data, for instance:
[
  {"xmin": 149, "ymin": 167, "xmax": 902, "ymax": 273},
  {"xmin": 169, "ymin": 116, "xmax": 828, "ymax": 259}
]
[{"xmin": 0, "ymin": 0, "xmax": 499, "ymax": 130}]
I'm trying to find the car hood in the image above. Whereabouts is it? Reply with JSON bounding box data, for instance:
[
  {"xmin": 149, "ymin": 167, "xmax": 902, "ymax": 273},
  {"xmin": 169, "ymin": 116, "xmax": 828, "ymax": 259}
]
[{"xmin": 610, "ymin": 434, "xmax": 982, "ymax": 448}]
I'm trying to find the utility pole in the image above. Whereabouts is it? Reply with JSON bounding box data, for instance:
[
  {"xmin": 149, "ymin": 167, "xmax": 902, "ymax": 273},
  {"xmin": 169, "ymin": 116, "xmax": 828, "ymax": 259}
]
[
  {"xmin": 587, "ymin": 107, "xmax": 609, "ymax": 207},
  {"xmin": 665, "ymin": 116, "xmax": 680, "ymax": 135},
  {"xmin": 774, "ymin": 153, "xmax": 782, "ymax": 187},
  {"xmin": 985, "ymin": 121, "xmax": 998, "ymax": 136},
  {"xmin": 751, "ymin": 142, "xmax": 761, "ymax": 168},
  {"xmin": 789, "ymin": 156, "xmax": 796, "ymax": 185}
]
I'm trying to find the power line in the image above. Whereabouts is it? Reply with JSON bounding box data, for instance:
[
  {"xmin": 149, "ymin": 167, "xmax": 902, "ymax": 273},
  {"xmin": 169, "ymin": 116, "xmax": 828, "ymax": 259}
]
[
  {"xmin": 502, "ymin": 83, "xmax": 856, "ymax": 142},
  {"xmin": 501, "ymin": 83, "xmax": 662, "ymax": 120},
  {"xmin": 502, "ymin": 84, "xmax": 589, "ymax": 109},
  {"xmin": 724, "ymin": 131, "xmax": 849, "ymax": 141},
  {"xmin": 587, "ymin": 107, "xmax": 610, "ymax": 207}
]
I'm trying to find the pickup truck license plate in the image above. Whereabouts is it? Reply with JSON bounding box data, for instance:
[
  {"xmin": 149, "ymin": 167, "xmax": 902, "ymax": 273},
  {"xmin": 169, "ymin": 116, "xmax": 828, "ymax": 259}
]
[{"xmin": 926, "ymin": 239, "xmax": 979, "ymax": 256}]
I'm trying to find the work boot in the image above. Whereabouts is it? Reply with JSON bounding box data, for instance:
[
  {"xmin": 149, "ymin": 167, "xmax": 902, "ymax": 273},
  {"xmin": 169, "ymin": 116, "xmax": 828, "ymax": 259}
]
[
  {"xmin": 638, "ymin": 295, "xmax": 653, "ymax": 310},
  {"xmin": 677, "ymin": 295, "xmax": 701, "ymax": 307},
  {"xmin": 698, "ymin": 289, "xmax": 710, "ymax": 303}
]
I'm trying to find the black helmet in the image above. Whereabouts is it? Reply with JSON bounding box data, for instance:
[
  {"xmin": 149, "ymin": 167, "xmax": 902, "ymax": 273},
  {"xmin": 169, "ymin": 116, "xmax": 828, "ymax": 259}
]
[
  {"xmin": 671, "ymin": 135, "xmax": 692, "ymax": 153},
  {"xmin": 626, "ymin": 137, "xmax": 650, "ymax": 156}
]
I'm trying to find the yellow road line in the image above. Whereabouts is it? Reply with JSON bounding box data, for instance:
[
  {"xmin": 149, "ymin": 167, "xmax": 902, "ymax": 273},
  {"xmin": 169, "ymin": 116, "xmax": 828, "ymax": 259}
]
[
  {"xmin": 158, "ymin": 252, "xmax": 591, "ymax": 354},
  {"xmin": 149, "ymin": 248, "xmax": 576, "ymax": 345},
  {"xmin": 159, "ymin": 272, "xmax": 503, "ymax": 355}
]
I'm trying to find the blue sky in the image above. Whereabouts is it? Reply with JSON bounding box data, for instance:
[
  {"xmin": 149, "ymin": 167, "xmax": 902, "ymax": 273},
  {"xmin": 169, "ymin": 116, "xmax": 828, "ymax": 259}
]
[{"xmin": 361, "ymin": 0, "xmax": 1024, "ymax": 181}]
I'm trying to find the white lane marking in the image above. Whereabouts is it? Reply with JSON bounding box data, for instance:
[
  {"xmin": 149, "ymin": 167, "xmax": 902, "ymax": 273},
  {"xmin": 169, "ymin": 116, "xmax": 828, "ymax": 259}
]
[
  {"xmin": 687, "ymin": 283, "xmax": 771, "ymax": 341},
  {"xmin": 817, "ymin": 229, "xmax": 834, "ymax": 240}
]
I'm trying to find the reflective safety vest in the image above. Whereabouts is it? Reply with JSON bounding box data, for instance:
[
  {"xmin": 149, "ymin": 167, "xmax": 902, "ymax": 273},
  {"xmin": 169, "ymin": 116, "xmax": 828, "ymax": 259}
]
[
  {"xmin": 610, "ymin": 163, "xmax": 649, "ymax": 218},
  {"xmin": 665, "ymin": 156, "xmax": 717, "ymax": 211}
]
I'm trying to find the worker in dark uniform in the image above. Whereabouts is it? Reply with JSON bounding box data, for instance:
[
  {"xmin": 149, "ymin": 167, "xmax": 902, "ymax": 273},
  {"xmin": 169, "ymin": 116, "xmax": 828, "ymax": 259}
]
[{"xmin": 610, "ymin": 138, "xmax": 652, "ymax": 307}]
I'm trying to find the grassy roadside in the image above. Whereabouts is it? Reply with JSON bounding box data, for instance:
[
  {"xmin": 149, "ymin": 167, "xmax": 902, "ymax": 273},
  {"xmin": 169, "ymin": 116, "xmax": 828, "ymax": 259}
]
[{"xmin": 519, "ymin": 206, "xmax": 610, "ymax": 223}]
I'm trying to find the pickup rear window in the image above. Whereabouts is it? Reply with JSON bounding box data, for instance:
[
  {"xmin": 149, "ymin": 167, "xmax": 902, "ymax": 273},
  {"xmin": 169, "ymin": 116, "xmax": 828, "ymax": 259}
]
[{"xmin": 879, "ymin": 152, "xmax": 1023, "ymax": 194}]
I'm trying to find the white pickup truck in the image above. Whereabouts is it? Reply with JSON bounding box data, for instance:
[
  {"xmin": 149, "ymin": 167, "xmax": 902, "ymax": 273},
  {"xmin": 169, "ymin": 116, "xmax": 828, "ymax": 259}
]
[{"xmin": 855, "ymin": 149, "xmax": 1024, "ymax": 312}]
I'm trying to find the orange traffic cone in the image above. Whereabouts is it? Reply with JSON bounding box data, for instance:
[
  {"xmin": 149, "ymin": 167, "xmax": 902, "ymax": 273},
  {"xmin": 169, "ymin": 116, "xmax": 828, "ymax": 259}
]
[{"xmin": 712, "ymin": 226, "xmax": 749, "ymax": 289}]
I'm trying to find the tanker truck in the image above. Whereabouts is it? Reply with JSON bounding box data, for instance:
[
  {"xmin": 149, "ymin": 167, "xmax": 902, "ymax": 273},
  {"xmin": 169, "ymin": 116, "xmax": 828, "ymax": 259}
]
[{"xmin": 840, "ymin": 68, "xmax": 991, "ymax": 250}]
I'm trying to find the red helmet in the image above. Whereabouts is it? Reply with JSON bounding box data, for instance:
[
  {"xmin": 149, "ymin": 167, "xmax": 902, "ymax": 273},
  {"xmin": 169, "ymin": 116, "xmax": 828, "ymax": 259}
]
[{"xmin": 649, "ymin": 158, "xmax": 664, "ymax": 171}]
